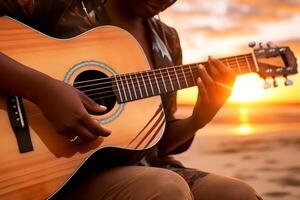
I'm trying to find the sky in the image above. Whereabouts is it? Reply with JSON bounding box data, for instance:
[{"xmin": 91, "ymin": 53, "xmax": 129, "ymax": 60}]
[{"xmin": 161, "ymin": 0, "xmax": 300, "ymax": 104}]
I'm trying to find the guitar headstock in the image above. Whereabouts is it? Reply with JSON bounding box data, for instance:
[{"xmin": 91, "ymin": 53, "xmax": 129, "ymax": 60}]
[{"xmin": 250, "ymin": 42, "xmax": 298, "ymax": 88}]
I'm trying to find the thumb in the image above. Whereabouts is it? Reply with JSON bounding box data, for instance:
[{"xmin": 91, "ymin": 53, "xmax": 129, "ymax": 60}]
[{"xmin": 78, "ymin": 91, "xmax": 107, "ymax": 113}]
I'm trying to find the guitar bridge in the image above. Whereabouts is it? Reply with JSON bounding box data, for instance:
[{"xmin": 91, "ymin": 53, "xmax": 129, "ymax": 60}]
[{"xmin": 6, "ymin": 95, "xmax": 33, "ymax": 153}]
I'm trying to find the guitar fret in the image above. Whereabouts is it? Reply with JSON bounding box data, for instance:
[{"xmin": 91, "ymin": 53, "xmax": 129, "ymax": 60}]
[
  {"xmin": 147, "ymin": 72, "xmax": 154, "ymax": 95},
  {"xmin": 174, "ymin": 67, "xmax": 181, "ymax": 89},
  {"xmin": 225, "ymin": 58, "xmax": 230, "ymax": 68},
  {"xmin": 251, "ymin": 52, "xmax": 259, "ymax": 72},
  {"xmin": 140, "ymin": 72, "xmax": 149, "ymax": 97},
  {"xmin": 124, "ymin": 75, "xmax": 132, "ymax": 101},
  {"xmin": 189, "ymin": 65, "xmax": 196, "ymax": 85},
  {"xmin": 167, "ymin": 68, "xmax": 174, "ymax": 91},
  {"xmin": 154, "ymin": 71, "xmax": 161, "ymax": 94},
  {"xmin": 120, "ymin": 75, "xmax": 128, "ymax": 102},
  {"xmin": 159, "ymin": 69, "xmax": 167, "ymax": 93},
  {"xmin": 130, "ymin": 74, "xmax": 137, "ymax": 100},
  {"xmin": 114, "ymin": 76, "xmax": 123, "ymax": 102},
  {"xmin": 135, "ymin": 73, "xmax": 143, "ymax": 98},
  {"xmin": 225, "ymin": 58, "xmax": 239, "ymax": 74},
  {"xmin": 181, "ymin": 66, "xmax": 189, "ymax": 87},
  {"xmin": 114, "ymin": 53, "xmax": 259, "ymax": 103},
  {"xmin": 235, "ymin": 56, "xmax": 242, "ymax": 74}
]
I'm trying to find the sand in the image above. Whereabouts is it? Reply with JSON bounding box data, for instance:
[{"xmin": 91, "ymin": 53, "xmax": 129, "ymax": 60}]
[{"xmin": 174, "ymin": 104, "xmax": 300, "ymax": 200}]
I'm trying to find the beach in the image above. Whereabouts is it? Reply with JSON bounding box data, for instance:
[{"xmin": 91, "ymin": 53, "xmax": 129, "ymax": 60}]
[{"xmin": 174, "ymin": 104, "xmax": 300, "ymax": 200}]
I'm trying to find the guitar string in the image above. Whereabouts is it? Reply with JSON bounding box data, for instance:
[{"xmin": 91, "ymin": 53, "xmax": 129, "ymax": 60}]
[
  {"xmin": 74, "ymin": 55, "xmax": 254, "ymax": 87},
  {"xmin": 74, "ymin": 56, "xmax": 254, "ymax": 90},
  {"xmin": 18, "ymin": 56, "xmax": 255, "ymax": 108},
  {"xmin": 80, "ymin": 66, "xmax": 244, "ymax": 99},
  {"xmin": 22, "ymin": 71, "xmax": 235, "ymax": 119},
  {"xmin": 20, "ymin": 59, "xmax": 254, "ymax": 106},
  {"xmin": 74, "ymin": 54, "xmax": 253, "ymax": 86},
  {"xmin": 15, "ymin": 55, "xmax": 255, "ymax": 118},
  {"xmin": 17, "ymin": 57, "xmax": 255, "ymax": 111},
  {"xmin": 23, "ymin": 77, "xmax": 235, "ymax": 119},
  {"xmin": 74, "ymin": 60, "xmax": 254, "ymax": 95}
]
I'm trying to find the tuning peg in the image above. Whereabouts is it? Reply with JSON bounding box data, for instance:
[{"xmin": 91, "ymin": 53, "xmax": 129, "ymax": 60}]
[
  {"xmin": 284, "ymin": 76, "xmax": 293, "ymax": 86},
  {"xmin": 272, "ymin": 77, "xmax": 278, "ymax": 87},
  {"xmin": 266, "ymin": 41, "xmax": 277, "ymax": 48},
  {"xmin": 263, "ymin": 79, "xmax": 272, "ymax": 89},
  {"xmin": 259, "ymin": 42, "xmax": 264, "ymax": 49},
  {"xmin": 248, "ymin": 41, "xmax": 256, "ymax": 48}
]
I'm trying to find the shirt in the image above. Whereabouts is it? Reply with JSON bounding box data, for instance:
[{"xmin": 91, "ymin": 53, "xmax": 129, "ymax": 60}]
[{"xmin": 0, "ymin": 0, "xmax": 194, "ymax": 166}]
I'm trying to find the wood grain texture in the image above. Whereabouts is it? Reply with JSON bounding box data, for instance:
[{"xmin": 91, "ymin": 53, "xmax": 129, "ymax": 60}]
[{"xmin": 0, "ymin": 17, "xmax": 165, "ymax": 199}]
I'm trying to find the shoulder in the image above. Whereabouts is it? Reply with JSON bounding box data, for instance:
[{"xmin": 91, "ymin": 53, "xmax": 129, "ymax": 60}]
[
  {"xmin": 0, "ymin": 0, "xmax": 71, "ymax": 33},
  {"xmin": 150, "ymin": 18, "xmax": 182, "ymax": 65},
  {"xmin": 0, "ymin": 0, "xmax": 69, "ymax": 16},
  {"xmin": 150, "ymin": 18, "xmax": 180, "ymax": 44}
]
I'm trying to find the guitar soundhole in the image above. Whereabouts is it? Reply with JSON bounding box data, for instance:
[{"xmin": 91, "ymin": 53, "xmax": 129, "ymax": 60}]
[{"xmin": 73, "ymin": 70, "xmax": 116, "ymax": 115}]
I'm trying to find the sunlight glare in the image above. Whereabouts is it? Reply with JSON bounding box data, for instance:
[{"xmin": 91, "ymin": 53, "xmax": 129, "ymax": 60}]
[
  {"xmin": 229, "ymin": 74, "xmax": 266, "ymax": 103},
  {"xmin": 236, "ymin": 123, "xmax": 253, "ymax": 135}
]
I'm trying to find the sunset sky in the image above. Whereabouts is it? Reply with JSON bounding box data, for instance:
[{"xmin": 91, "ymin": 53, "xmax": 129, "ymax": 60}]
[{"xmin": 161, "ymin": 0, "xmax": 300, "ymax": 104}]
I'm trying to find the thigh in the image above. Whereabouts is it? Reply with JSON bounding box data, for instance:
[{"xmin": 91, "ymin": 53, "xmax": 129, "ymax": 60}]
[
  {"xmin": 67, "ymin": 166, "xmax": 193, "ymax": 200},
  {"xmin": 190, "ymin": 173, "xmax": 263, "ymax": 200}
]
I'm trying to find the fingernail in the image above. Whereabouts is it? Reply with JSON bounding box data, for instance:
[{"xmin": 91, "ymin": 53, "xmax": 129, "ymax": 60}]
[
  {"xmin": 198, "ymin": 64, "xmax": 204, "ymax": 69},
  {"xmin": 99, "ymin": 105, "xmax": 107, "ymax": 110},
  {"xmin": 105, "ymin": 130, "xmax": 111, "ymax": 136}
]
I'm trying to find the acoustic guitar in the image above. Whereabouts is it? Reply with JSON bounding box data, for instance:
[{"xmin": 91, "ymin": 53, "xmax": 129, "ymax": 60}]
[{"xmin": 0, "ymin": 17, "xmax": 298, "ymax": 199}]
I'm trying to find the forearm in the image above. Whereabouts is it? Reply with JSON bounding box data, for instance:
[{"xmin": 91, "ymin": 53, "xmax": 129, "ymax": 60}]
[
  {"xmin": 0, "ymin": 52, "xmax": 52, "ymax": 102},
  {"xmin": 158, "ymin": 116, "xmax": 198, "ymax": 157}
]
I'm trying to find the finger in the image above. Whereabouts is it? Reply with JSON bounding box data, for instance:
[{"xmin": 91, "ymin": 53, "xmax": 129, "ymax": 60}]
[
  {"xmin": 209, "ymin": 56, "xmax": 235, "ymax": 79},
  {"xmin": 207, "ymin": 56, "xmax": 221, "ymax": 80},
  {"xmin": 197, "ymin": 78, "xmax": 209, "ymax": 104},
  {"xmin": 78, "ymin": 91, "xmax": 107, "ymax": 113},
  {"xmin": 197, "ymin": 64, "xmax": 215, "ymax": 89},
  {"xmin": 209, "ymin": 56, "xmax": 236, "ymax": 85},
  {"xmin": 71, "ymin": 124, "xmax": 98, "ymax": 142},
  {"xmin": 63, "ymin": 131, "xmax": 79, "ymax": 142},
  {"xmin": 80, "ymin": 114, "xmax": 111, "ymax": 137}
]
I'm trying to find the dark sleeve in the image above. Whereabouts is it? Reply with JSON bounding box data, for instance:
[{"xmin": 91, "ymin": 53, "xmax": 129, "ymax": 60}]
[
  {"xmin": 155, "ymin": 20, "xmax": 195, "ymax": 154},
  {"xmin": 0, "ymin": 0, "xmax": 35, "ymax": 18},
  {"xmin": 154, "ymin": 20, "xmax": 182, "ymax": 123},
  {"xmin": 0, "ymin": 0, "xmax": 68, "ymax": 33},
  {"xmin": 0, "ymin": 4, "xmax": 4, "ymax": 16}
]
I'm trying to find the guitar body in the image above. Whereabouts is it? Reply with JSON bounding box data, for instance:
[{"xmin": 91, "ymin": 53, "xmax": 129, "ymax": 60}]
[{"xmin": 0, "ymin": 17, "xmax": 165, "ymax": 199}]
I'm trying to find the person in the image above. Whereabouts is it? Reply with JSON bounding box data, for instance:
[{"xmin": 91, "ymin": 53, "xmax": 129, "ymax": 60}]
[{"xmin": 0, "ymin": 0, "xmax": 263, "ymax": 199}]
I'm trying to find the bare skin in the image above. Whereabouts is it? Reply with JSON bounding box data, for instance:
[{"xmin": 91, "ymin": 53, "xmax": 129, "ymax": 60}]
[
  {"xmin": 0, "ymin": 52, "xmax": 111, "ymax": 142},
  {"xmin": 0, "ymin": 0, "xmax": 236, "ymax": 151},
  {"xmin": 102, "ymin": 0, "xmax": 236, "ymax": 155}
]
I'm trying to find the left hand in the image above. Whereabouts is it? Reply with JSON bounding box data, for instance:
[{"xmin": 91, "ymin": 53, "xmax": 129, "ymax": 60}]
[{"xmin": 191, "ymin": 56, "xmax": 236, "ymax": 130}]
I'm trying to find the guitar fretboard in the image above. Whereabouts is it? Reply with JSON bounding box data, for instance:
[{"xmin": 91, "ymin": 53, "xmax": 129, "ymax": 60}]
[{"xmin": 112, "ymin": 53, "xmax": 257, "ymax": 103}]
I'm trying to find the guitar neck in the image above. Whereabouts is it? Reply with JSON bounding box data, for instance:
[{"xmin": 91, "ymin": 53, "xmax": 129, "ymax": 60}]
[{"xmin": 113, "ymin": 53, "xmax": 258, "ymax": 103}]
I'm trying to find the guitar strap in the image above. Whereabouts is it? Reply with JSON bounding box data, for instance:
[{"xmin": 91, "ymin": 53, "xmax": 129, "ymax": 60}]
[{"xmin": 6, "ymin": 95, "xmax": 33, "ymax": 153}]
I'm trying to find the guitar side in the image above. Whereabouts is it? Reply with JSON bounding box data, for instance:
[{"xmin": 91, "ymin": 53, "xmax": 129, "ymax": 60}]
[{"xmin": 0, "ymin": 17, "xmax": 165, "ymax": 199}]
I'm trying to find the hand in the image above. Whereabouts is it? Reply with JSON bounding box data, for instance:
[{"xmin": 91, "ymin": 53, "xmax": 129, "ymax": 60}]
[
  {"xmin": 33, "ymin": 78, "xmax": 111, "ymax": 143},
  {"xmin": 191, "ymin": 56, "xmax": 236, "ymax": 130}
]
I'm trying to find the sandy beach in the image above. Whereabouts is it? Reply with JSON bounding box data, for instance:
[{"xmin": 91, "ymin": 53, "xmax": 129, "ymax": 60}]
[{"xmin": 174, "ymin": 104, "xmax": 300, "ymax": 200}]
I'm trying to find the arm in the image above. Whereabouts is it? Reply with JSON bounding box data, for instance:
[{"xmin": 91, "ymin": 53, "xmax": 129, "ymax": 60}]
[
  {"xmin": 0, "ymin": 52, "xmax": 110, "ymax": 142},
  {"xmin": 0, "ymin": 1, "xmax": 110, "ymax": 142},
  {"xmin": 159, "ymin": 57, "xmax": 236, "ymax": 157},
  {"xmin": 0, "ymin": 52, "xmax": 50, "ymax": 101}
]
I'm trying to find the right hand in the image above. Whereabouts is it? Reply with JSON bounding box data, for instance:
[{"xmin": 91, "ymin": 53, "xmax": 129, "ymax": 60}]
[{"xmin": 33, "ymin": 78, "xmax": 111, "ymax": 143}]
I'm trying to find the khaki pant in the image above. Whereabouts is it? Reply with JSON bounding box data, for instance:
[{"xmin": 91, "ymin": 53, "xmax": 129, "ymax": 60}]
[{"xmin": 67, "ymin": 166, "xmax": 262, "ymax": 200}]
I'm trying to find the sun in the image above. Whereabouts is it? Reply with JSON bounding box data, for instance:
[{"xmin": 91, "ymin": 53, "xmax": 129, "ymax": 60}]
[{"xmin": 228, "ymin": 74, "xmax": 267, "ymax": 103}]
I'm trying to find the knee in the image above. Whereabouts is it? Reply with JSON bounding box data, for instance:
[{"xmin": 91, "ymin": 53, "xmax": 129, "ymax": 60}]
[
  {"xmin": 193, "ymin": 174, "xmax": 261, "ymax": 200},
  {"xmin": 217, "ymin": 178, "xmax": 260, "ymax": 200},
  {"xmin": 144, "ymin": 168, "xmax": 193, "ymax": 200}
]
